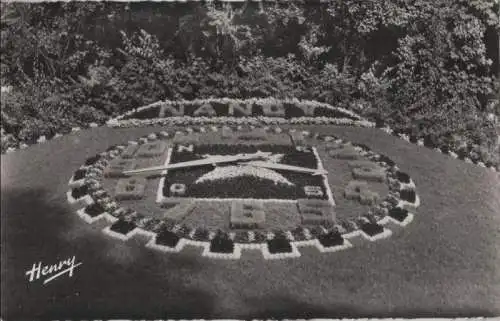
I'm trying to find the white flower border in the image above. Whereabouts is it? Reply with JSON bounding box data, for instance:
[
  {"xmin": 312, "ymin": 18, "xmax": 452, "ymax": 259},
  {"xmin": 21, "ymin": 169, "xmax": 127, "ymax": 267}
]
[
  {"xmin": 107, "ymin": 115, "xmax": 376, "ymax": 129},
  {"xmin": 107, "ymin": 98, "xmax": 365, "ymax": 124}
]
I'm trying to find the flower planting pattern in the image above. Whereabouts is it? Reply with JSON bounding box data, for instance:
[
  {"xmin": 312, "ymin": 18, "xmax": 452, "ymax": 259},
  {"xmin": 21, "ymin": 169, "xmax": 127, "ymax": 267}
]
[
  {"xmin": 3, "ymin": 98, "xmax": 497, "ymax": 174},
  {"xmin": 106, "ymin": 98, "xmax": 499, "ymax": 172},
  {"xmin": 194, "ymin": 165, "xmax": 295, "ymax": 186},
  {"xmin": 67, "ymin": 124, "xmax": 422, "ymax": 260}
]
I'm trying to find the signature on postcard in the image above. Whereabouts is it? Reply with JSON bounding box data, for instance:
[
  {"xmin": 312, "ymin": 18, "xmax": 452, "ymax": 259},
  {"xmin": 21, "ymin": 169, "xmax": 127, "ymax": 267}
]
[{"xmin": 25, "ymin": 256, "xmax": 82, "ymax": 285}]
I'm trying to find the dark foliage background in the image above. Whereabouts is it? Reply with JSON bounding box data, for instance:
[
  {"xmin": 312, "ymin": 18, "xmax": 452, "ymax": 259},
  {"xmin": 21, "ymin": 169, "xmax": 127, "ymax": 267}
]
[{"xmin": 1, "ymin": 1, "xmax": 499, "ymax": 163}]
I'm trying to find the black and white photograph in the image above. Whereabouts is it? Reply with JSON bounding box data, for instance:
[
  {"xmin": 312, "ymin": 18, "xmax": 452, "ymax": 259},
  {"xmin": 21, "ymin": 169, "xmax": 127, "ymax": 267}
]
[{"xmin": 1, "ymin": 0, "xmax": 499, "ymax": 319}]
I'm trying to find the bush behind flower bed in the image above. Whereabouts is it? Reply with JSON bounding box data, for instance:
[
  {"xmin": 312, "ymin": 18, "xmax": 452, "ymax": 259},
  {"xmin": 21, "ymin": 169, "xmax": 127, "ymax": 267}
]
[{"xmin": 1, "ymin": 2, "xmax": 498, "ymax": 166}]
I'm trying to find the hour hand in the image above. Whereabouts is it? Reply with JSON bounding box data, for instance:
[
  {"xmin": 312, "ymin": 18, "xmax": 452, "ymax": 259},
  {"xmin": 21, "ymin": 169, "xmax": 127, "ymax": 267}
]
[
  {"xmin": 242, "ymin": 161, "xmax": 328, "ymax": 176},
  {"xmin": 123, "ymin": 153, "xmax": 272, "ymax": 175}
]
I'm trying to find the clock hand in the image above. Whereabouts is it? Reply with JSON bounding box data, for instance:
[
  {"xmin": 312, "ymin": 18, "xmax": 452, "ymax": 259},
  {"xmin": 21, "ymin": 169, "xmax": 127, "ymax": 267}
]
[
  {"xmin": 123, "ymin": 153, "xmax": 273, "ymax": 175},
  {"xmin": 242, "ymin": 161, "xmax": 328, "ymax": 176}
]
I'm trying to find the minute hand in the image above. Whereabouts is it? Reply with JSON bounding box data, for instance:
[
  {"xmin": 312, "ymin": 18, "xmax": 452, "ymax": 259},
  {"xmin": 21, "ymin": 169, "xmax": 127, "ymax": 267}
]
[
  {"xmin": 123, "ymin": 153, "xmax": 271, "ymax": 175},
  {"xmin": 243, "ymin": 161, "xmax": 327, "ymax": 176}
]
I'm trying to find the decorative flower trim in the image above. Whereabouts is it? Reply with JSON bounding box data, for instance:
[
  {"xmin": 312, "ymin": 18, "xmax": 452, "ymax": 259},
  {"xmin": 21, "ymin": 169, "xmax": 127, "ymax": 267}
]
[
  {"xmin": 377, "ymin": 125, "xmax": 499, "ymax": 172},
  {"xmin": 67, "ymin": 125, "xmax": 421, "ymax": 260},
  {"xmin": 107, "ymin": 98, "xmax": 366, "ymax": 123},
  {"xmin": 194, "ymin": 164, "xmax": 295, "ymax": 186},
  {"xmin": 103, "ymin": 97, "xmax": 499, "ymax": 172},
  {"xmin": 107, "ymin": 115, "xmax": 376, "ymax": 129},
  {"xmin": 2, "ymin": 123, "xmax": 101, "ymax": 155},
  {"xmin": 4, "ymin": 98, "xmax": 496, "ymax": 174}
]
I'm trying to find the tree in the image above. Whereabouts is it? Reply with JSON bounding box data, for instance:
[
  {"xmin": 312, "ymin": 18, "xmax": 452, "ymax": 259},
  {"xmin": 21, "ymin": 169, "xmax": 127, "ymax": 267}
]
[{"xmin": 379, "ymin": 0, "xmax": 497, "ymax": 147}]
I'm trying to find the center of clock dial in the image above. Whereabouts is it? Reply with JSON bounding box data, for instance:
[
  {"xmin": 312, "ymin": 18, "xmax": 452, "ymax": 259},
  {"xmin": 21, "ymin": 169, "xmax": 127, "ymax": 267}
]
[{"xmin": 163, "ymin": 144, "xmax": 327, "ymax": 200}]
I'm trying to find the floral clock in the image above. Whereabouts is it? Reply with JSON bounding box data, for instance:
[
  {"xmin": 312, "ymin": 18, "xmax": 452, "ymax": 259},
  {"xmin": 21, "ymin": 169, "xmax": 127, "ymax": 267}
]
[{"xmin": 67, "ymin": 125, "xmax": 420, "ymax": 260}]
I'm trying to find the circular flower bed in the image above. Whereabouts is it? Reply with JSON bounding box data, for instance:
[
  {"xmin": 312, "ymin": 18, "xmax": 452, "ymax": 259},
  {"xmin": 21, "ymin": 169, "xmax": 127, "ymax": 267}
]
[{"xmin": 67, "ymin": 124, "xmax": 421, "ymax": 260}]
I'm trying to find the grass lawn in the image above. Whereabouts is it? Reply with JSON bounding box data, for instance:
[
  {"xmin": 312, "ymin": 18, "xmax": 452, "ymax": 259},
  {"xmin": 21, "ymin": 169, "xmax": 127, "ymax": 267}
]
[{"xmin": 1, "ymin": 125, "xmax": 499, "ymax": 319}]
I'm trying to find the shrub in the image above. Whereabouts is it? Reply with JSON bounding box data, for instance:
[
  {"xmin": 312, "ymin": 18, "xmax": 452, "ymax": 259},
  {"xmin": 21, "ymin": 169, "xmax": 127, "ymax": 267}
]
[{"xmin": 0, "ymin": 1, "xmax": 498, "ymax": 168}]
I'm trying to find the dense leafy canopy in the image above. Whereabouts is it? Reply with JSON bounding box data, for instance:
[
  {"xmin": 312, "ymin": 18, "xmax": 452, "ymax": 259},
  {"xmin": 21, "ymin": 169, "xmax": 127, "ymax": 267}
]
[{"xmin": 1, "ymin": 1, "xmax": 499, "ymax": 162}]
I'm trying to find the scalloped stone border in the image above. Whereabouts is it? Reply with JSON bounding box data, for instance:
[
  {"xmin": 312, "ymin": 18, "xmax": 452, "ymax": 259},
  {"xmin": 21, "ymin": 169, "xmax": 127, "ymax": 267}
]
[{"xmin": 66, "ymin": 124, "xmax": 422, "ymax": 260}]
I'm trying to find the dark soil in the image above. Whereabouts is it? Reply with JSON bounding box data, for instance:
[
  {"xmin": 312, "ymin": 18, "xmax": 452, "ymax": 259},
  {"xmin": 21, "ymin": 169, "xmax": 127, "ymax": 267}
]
[
  {"xmin": 388, "ymin": 207, "xmax": 409, "ymax": 222},
  {"xmin": 73, "ymin": 169, "xmax": 87, "ymax": 181},
  {"xmin": 110, "ymin": 219, "xmax": 136, "ymax": 234},
  {"xmin": 360, "ymin": 222, "xmax": 385, "ymax": 236},
  {"xmin": 71, "ymin": 185, "xmax": 89, "ymax": 200},
  {"xmin": 267, "ymin": 238, "xmax": 293, "ymax": 254},
  {"xmin": 318, "ymin": 231, "xmax": 345, "ymax": 247},
  {"xmin": 210, "ymin": 237, "xmax": 235, "ymax": 253},
  {"xmin": 84, "ymin": 203, "xmax": 105, "ymax": 217},
  {"xmin": 155, "ymin": 228, "xmax": 181, "ymax": 247},
  {"xmin": 400, "ymin": 189, "xmax": 417, "ymax": 203},
  {"xmin": 395, "ymin": 171, "xmax": 411, "ymax": 183}
]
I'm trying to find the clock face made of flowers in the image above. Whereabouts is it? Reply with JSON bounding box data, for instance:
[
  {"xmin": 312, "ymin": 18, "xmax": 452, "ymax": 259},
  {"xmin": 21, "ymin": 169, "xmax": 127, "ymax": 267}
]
[{"xmin": 67, "ymin": 125, "xmax": 420, "ymax": 260}]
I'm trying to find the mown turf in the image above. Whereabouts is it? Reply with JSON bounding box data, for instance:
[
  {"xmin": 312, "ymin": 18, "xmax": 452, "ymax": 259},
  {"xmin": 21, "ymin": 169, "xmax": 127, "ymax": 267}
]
[{"xmin": 1, "ymin": 125, "xmax": 499, "ymax": 319}]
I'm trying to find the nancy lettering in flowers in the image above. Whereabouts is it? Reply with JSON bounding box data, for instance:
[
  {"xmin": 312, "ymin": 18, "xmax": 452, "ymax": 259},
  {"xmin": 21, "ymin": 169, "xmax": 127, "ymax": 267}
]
[{"xmin": 25, "ymin": 255, "xmax": 82, "ymax": 285}]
